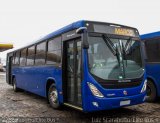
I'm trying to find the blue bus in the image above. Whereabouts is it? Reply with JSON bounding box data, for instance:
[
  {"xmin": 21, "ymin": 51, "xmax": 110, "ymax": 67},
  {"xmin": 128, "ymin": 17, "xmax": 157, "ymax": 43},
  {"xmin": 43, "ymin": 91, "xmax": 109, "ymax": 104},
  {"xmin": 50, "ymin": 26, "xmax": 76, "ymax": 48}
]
[
  {"xmin": 6, "ymin": 20, "xmax": 146, "ymax": 112},
  {"xmin": 141, "ymin": 32, "xmax": 160, "ymax": 102}
]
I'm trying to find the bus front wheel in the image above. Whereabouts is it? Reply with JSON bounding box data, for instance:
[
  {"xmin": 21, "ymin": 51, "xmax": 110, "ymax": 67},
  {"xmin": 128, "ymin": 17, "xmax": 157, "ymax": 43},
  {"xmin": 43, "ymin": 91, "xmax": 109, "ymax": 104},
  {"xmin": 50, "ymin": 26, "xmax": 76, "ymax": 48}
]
[
  {"xmin": 48, "ymin": 84, "xmax": 61, "ymax": 109},
  {"xmin": 146, "ymin": 80, "xmax": 157, "ymax": 102}
]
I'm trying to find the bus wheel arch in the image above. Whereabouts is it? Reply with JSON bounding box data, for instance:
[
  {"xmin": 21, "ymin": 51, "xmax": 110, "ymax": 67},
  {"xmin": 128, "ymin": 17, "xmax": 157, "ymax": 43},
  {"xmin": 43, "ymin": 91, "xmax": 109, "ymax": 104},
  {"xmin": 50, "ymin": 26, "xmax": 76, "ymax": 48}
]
[
  {"xmin": 146, "ymin": 78, "xmax": 157, "ymax": 102},
  {"xmin": 46, "ymin": 79, "xmax": 61, "ymax": 109},
  {"xmin": 12, "ymin": 76, "xmax": 20, "ymax": 92},
  {"xmin": 46, "ymin": 79, "xmax": 56, "ymax": 100}
]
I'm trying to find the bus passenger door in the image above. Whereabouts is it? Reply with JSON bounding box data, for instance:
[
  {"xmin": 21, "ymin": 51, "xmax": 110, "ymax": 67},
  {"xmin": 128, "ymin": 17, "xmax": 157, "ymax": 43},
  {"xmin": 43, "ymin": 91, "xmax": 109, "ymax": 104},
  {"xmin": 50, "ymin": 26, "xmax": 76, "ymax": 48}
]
[
  {"xmin": 6, "ymin": 56, "xmax": 13, "ymax": 84},
  {"xmin": 63, "ymin": 38, "xmax": 82, "ymax": 107}
]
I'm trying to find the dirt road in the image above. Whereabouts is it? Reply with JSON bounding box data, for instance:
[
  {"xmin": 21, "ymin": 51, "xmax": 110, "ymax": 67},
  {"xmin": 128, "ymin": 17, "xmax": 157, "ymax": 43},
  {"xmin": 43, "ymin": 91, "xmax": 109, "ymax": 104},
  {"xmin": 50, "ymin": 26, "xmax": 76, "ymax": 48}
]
[{"xmin": 1, "ymin": 72, "xmax": 160, "ymax": 123}]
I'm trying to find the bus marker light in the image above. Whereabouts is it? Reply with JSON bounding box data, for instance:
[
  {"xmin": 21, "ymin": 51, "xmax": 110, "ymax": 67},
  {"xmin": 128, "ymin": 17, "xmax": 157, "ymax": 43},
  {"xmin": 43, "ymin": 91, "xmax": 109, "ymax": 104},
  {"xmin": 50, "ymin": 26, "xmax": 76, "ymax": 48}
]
[
  {"xmin": 123, "ymin": 90, "xmax": 128, "ymax": 96},
  {"xmin": 92, "ymin": 102, "xmax": 99, "ymax": 107}
]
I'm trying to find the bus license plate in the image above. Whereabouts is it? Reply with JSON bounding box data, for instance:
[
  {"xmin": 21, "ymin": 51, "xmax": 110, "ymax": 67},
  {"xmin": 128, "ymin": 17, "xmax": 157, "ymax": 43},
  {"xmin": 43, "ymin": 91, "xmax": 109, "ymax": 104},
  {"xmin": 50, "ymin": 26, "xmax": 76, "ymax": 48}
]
[{"xmin": 120, "ymin": 100, "xmax": 130, "ymax": 106}]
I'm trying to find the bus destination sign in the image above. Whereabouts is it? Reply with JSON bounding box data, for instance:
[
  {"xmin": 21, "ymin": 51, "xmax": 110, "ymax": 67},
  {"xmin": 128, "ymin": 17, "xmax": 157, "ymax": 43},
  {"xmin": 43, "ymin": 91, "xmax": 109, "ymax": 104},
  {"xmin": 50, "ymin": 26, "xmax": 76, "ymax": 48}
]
[
  {"xmin": 114, "ymin": 28, "xmax": 135, "ymax": 37},
  {"xmin": 93, "ymin": 24, "xmax": 139, "ymax": 37}
]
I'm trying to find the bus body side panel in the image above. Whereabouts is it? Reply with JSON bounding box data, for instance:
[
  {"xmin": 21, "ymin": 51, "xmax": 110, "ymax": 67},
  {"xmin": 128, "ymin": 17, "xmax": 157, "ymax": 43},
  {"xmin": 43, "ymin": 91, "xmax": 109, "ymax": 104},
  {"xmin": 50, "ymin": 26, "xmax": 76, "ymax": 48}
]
[
  {"xmin": 12, "ymin": 66, "xmax": 63, "ymax": 100},
  {"xmin": 81, "ymin": 49, "xmax": 90, "ymax": 111},
  {"xmin": 146, "ymin": 63, "xmax": 160, "ymax": 97},
  {"xmin": 141, "ymin": 32, "xmax": 160, "ymax": 98},
  {"xmin": 12, "ymin": 67, "xmax": 24, "ymax": 89}
]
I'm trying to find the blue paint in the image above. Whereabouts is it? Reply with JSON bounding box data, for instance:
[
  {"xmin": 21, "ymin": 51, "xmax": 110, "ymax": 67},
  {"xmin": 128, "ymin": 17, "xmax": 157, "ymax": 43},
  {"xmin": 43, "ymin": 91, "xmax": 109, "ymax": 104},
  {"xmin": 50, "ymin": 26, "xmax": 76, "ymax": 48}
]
[
  {"xmin": 141, "ymin": 32, "xmax": 160, "ymax": 97},
  {"xmin": 81, "ymin": 49, "xmax": 146, "ymax": 112},
  {"xmin": 13, "ymin": 66, "xmax": 63, "ymax": 102},
  {"xmin": 9, "ymin": 20, "xmax": 146, "ymax": 112},
  {"xmin": 141, "ymin": 31, "xmax": 160, "ymax": 40},
  {"xmin": 11, "ymin": 20, "xmax": 85, "ymax": 104}
]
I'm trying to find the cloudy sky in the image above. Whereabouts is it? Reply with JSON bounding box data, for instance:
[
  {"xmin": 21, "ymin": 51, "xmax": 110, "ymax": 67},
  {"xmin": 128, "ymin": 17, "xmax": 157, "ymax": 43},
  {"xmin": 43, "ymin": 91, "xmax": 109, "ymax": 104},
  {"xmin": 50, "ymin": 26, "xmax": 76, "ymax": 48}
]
[{"xmin": 0, "ymin": 0, "xmax": 160, "ymax": 64}]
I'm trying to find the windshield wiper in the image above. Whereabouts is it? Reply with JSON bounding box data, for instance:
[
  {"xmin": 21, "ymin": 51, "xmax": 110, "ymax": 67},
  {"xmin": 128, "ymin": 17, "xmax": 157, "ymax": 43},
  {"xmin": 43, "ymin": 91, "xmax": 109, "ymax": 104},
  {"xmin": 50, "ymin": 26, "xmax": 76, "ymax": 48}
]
[
  {"xmin": 115, "ymin": 44, "xmax": 120, "ymax": 66},
  {"xmin": 102, "ymin": 35, "xmax": 116, "ymax": 55},
  {"xmin": 122, "ymin": 42, "xmax": 127, "ymax": 66},
  {"xmin": 102, "ymin": 34, "xmax": 120, "ymax": 66},
  {"xmin": 124, "ymin": 37, "xmax": 132, "ymax": 54}
]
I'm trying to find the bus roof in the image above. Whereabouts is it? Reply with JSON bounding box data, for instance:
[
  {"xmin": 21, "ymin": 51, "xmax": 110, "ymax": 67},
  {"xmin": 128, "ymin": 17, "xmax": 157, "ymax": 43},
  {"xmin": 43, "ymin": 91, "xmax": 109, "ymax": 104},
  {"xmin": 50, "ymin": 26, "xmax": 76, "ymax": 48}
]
[
  {"xmin": 8, "ymin": 20, "xmax": 138, "ymax": 54},
  {"xmin": 37, "ymin": 20, "xmax": 85, "ymax": 42},
  {"xmin": 141, "ymin": 31, "xmax": 160, "ymax": 40},
  {"xmin": 37, "ymin": 20, "xmax": 138, "ymax": 43}
]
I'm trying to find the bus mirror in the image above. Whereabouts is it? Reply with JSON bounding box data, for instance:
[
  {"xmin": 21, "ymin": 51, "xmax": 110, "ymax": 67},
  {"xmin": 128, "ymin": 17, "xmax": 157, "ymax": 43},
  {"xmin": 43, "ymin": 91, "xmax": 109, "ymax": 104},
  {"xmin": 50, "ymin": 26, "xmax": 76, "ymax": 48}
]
[
  {"xmin": 76, "ymin": 27, "xmax": 87, "ymax": 34},
  {"xmin": 82, "ymin": 30, "xmax": 89, "ymax": 49},
  {"xmin": 83, "ymin": 41, "xmax": 89, "ymax": 49},
  {"xmin": 76, "ymin": 27, "xmax": 89, "ymax": 49}
]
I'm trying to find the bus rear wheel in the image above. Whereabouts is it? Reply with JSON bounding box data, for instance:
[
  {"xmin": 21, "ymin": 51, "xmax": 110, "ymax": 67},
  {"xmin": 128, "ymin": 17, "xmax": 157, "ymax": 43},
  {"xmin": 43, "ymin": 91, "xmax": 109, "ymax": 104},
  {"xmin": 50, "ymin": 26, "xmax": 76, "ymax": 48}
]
[
  {"xmin": 146, "ymin": 80, "xmax": 157, "ymax": 102},
  {"xmin": 13, "ymin": 78, "xmax": 19, "ymax": 92},
  {"xmin": 48, "ymin": 84, "xmax": 61, "ymax": 109}
]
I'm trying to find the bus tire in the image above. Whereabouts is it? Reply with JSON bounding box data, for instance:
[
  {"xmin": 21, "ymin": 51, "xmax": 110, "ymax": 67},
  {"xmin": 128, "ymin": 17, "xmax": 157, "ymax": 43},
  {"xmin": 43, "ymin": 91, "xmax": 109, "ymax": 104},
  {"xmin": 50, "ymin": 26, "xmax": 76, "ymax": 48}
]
[
  {"xmin": 48, "ymin": 84, "xmax": 61, "ymax": 109},
  {"xmin": 13, "ymin": 78, "xmax": 19, "ymax": 92},
  {"xmin": 146, "ymin": 80, "xmax": 157, "ymax": 102}
]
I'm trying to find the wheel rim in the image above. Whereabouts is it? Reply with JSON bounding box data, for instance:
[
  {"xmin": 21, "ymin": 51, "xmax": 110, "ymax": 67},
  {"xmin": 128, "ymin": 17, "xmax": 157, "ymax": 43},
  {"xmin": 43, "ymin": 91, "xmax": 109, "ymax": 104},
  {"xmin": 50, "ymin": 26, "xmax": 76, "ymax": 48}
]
[{"xmin": 50, "ymin": 88, "xmax": 58, "ymax": 104}]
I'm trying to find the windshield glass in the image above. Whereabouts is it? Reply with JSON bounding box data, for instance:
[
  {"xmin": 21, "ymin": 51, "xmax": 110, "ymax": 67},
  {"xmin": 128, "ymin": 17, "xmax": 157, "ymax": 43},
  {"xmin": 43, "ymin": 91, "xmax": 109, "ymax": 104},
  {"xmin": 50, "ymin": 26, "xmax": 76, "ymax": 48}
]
[{"xmin": 88, "ymin": 36, "xmax": 144, "ymax": 80}]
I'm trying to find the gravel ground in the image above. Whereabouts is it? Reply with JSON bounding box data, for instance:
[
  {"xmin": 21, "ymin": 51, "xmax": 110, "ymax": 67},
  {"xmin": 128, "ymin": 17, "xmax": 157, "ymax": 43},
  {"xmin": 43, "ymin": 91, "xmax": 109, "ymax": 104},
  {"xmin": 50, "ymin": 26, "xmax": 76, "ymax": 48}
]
[{"xmin": 1, "ymin": 72, "xmax": 160, "ymax": 123}]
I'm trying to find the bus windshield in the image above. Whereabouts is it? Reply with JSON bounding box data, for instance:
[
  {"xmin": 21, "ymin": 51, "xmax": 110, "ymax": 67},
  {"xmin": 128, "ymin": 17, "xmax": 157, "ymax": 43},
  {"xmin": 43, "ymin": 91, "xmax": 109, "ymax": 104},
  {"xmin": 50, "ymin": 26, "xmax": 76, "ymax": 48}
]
[{"xmin": 88, "ymin": 36, "xmax": 144, "ymax": 80}]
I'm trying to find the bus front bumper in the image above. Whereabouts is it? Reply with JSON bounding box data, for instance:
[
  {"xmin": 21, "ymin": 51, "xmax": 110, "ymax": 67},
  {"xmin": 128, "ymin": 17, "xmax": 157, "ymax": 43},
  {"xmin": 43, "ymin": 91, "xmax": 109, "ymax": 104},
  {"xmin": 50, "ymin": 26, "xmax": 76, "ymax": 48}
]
[{"xmin": 83, "ymin": 92, "xmax": 146, "ymax": 112}]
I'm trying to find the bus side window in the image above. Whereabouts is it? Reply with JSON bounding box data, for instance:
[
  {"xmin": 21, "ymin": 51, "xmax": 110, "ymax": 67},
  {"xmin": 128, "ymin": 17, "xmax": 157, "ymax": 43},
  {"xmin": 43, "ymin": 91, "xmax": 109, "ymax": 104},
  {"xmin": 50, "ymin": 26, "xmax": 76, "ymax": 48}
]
[
  {"xmin": 20, "ymin": 48, "xmax": 27, "ymax": 66},
  {"xmin": 15, "ymin": 51, "xmax": 20, "ymax": 66},
  {"xmin": 145, "ymin": 39, "xmax": 160, "ymax": 62},
  {"xmin": 27, "ymin": 46, "xmax": 35, "ymax": 66},
  {"xmin": 35, "ymin": 42, "xmax": 46, "ymax": 65},
  {"xmin": 46, "ymin": 36, "xmax": 61, "ymax": 65},
  {"xmin": 12, "ymin": 53, "xmax": 15, "ymax": 65}
]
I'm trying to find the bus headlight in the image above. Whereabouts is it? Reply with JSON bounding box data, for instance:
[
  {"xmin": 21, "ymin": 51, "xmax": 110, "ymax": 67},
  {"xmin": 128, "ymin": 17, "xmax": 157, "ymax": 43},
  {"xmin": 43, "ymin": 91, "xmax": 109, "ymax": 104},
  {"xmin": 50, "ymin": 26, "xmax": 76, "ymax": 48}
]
[
  {"xmin": 141, "ymin": 79, "xmax": 147, "ymax": 93},
  {"xmin": 87, "ymin": 82, "xmax": 104, "ymax": 98}
]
